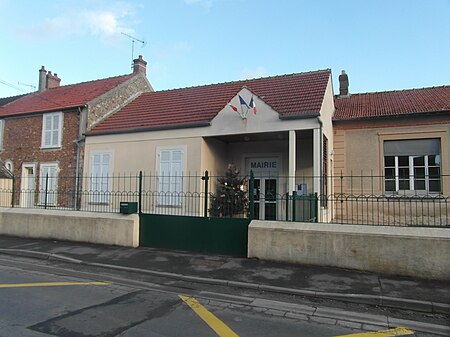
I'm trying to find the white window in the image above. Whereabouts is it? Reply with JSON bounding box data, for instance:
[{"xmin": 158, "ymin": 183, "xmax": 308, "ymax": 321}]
[
  {"xmin": 90, "ymin": 152, "xmax": 112, "ymax": 203},
  {"xmin": 41, "ymin": 112, "xmax": 62, "ymax": 148},
  {"xmin": 158, "ymin": 148, "xmax": 183, "ymax": 206},
  {"xmin": 39, "ymin": 163, "xmax": 58, "ymax": 205},
  {"xmin": 384, "ymin": 139, "xmax": 441, "ymax": 194},
  {"xmin": 0, "ymin": 119, "xmax": 4, "ymax": 150}
]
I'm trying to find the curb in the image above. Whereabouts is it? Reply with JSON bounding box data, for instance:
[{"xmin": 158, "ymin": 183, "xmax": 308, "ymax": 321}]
[{"xmin": 0, "ymin": 248, "xmax": 447, "ymax": 316}]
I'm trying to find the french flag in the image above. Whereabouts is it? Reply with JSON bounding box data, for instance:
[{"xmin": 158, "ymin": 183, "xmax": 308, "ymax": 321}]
[
  {"xmin": 249, "ymin": 96, "xmax": 257, "ymax": 115},
  {"xmin": 229, "ymin": 104, "xmax": 238, "ymax": 113}
]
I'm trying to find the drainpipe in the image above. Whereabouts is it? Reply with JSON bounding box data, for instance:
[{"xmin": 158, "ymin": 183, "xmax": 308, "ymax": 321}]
[
  {"xmin": 75, "ymin": 105, "xmax": 88, "ymax": 209},
  {"xmin": 317, "ymin": 117, "xmax": 323, "ymax": 220}
]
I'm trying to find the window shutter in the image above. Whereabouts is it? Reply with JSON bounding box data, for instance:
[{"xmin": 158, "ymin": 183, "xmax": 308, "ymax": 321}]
[
  {"xmin": 52, "ymin": 114, "xmax": 60, "ymax": 146},
  {"xmin": 44, "ymin": 115, "xmax": 52, "ymax": 147}
]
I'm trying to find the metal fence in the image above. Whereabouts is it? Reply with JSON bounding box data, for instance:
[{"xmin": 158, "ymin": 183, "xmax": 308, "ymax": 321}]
[{"xmin": 0, "ymin": 172, "xmax": 448, "ymax": 227}]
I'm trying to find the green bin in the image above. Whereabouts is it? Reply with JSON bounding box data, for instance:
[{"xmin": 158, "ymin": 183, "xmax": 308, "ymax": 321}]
[{"xmin": 120, "ymin": 202, "xmax": 138, "ymax": 214}]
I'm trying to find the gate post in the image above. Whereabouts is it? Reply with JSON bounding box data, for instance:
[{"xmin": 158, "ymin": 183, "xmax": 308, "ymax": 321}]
[
  {"xmin": 44, "ymin": 173, "xmax": 49, "ymax": 209},
  {"xmin": 11, "ymin": 175, "xmax": 16, "ymax": 208},
  {"xmin": 291, "ymin": 190, "xmax": 297, "ymax": 222},
  {"xmin": 249, "ymin": 170, "xmax": 254, "ymax": 220},
  {"xmin": 138, "ymin": 171, "xmax": 143, "ymax": 214},
  {"xmin": 202, "ymin": 170, "xmax": 209, "ymax": 217}
]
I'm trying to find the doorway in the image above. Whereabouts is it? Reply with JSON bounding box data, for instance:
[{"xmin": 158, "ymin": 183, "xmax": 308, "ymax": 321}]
[
  {"xmin": 20, "ymin": 164, "xmax": 36, "ymax": 207},
  {"xmin": 253, "ymin": 178, "xmax": 277, "ymax": 220}
]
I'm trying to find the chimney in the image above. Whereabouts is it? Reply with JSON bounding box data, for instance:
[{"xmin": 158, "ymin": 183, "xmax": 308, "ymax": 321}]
[
  {"xmin": 133, "ymin": 55, "xmax": 147, "ymax": 75},
  {"xmin": 38, "ymin": 66, "xmax": 47, "ymax": 92},
  {"xmin": 339, "ymin": 70, "xmax": 349, "ymax": 96},
  {"xmin": 46, "ymin": 71, "xmax": 61, "ymax": 89}
]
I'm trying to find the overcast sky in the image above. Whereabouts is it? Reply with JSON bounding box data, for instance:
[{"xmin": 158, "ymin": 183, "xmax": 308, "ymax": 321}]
[{"xmin": 0, "ymin": 0, "xmax": 449, "ymax": 98}]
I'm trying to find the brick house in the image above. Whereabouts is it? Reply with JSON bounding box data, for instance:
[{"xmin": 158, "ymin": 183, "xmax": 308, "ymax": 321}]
[{"xmin": 0, "ymin": 56, "xmax": 152, "ymax": 208}]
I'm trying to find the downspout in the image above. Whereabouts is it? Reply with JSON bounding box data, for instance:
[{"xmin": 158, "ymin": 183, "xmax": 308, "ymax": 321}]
[
  {"xmin": 75, "ymin": 104, "xmax": 88, "ymax": 209},
  {"xmin": 317, "ymin": 117, "xmax": 323, "ymax": 216}
]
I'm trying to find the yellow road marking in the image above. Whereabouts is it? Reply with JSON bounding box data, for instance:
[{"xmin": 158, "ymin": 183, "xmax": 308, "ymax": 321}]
[
  {"xmin": 334, "ymin": 326, "xmax": 414, "ymax": 337},
  {"xmin": 179, "ymin": 295, "xmax": 240, "ymax": 337},
  {"xmin": 0, "ymin": 281, "xmax": 112, "ymax": 288}
]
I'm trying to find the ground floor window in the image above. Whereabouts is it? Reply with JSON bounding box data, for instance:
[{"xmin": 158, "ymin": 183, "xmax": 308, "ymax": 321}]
[
  {"xmin": 39, "ymin": 163, "xmax": 58, "ymax": 205},
  {"xmin": 90, "ymin": 152, "xmax": 112, "ymax": 203},
  {"xmin": 384, "ymin": 139, "xmax": 441, "ymax": 194},
  {"xmin": 158, "ymin": 148, "xmax": 183, "ymax": 206}
]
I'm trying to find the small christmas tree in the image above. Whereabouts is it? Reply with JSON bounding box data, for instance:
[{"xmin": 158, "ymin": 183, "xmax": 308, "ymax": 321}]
[{"xmin": 210, "ymin": 164, "xmax": 248, "ymax": 217}]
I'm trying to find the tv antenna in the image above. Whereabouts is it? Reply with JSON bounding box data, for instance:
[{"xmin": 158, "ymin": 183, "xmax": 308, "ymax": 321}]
[
  {"xmin": 121, "ymin": 32, "xmax": 146, "ymax": 68},
  {"xmin": 18, "ymin": 81, "xmax": 36, "ymax": 90}
]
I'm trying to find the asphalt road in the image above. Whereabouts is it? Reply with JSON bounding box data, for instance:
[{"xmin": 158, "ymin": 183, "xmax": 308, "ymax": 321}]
[{"xmin": 0, "ymin": 255, "xmax": 442, "ymax": 337}]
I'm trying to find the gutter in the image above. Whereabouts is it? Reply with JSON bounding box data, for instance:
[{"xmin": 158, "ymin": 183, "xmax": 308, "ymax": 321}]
[
  {"xmin": 85, "ymin": 121, "xmax": 211, "ymax": 137},
  {"xmin": 279, "ymin": 112, "xmax": 320, "ymax": 120}
]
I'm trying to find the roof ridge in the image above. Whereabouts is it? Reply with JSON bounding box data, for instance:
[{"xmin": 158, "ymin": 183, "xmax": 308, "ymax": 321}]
[
  {"xmin": 339, "ymin": 85, "xmax": 450, "ymax": 97},
  {"xmin": 153, "ymin": 69, "xmax": 332, "ymax": 93},
  {"xmin": 46, "ymin": 73, "xmax": 133, "ymax": 90}
]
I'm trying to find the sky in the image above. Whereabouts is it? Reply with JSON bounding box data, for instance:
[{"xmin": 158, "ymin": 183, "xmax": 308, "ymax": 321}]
[{"xmin": 0, "ymin": 0, "xmax": 449, "ymax": 98}]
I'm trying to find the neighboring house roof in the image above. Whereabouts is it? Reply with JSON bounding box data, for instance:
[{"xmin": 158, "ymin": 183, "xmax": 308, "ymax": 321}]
[
  {"xmin": 90, "ymin": 69, "xmax": 331, "ymax": 135},
  {"xmin": 334, "ymin": 85, "xmax": 450, "ymax": 120},
  {"xmin": 0, "ymin": 94, "xmax": 26, "ymax": 107},
  {"xmin": 0, "ymin": 74, "xmax": 135, "ymax": 117}
]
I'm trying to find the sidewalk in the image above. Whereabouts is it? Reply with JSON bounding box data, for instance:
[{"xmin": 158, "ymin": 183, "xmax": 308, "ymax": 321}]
[{"xmin": 0, "ymin": 235, "xmax": 449, "ymax": 315}]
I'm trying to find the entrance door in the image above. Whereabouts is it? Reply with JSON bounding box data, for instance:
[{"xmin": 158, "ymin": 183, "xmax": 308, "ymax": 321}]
[
  {"xmin": 253, "ymin": 178, "xmax": 277, "ymax": 220},
  {"xmin": 20, "ymin": 164, "xmax": 36, "ymax": 207}
]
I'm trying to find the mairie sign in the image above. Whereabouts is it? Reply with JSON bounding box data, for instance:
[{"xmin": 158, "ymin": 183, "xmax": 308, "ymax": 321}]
[{"xmin": 247, "ymin": 157, "xmax": 279, "ymax": 173}]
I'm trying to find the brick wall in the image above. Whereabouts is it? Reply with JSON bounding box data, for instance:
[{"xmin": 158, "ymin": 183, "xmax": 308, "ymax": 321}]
[{"xmin": 1, "ymin": 110, "xmax": 80, "ymax": 207}]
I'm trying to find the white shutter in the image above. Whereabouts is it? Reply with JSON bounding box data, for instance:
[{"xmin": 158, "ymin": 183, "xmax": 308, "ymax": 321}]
[
  {"xmin": 43, "ymin": 115, "xmax": 52, "ymax": 147},
  {"xmin": 42, "ymin": 112, "xmax": 62, "ymax": 148},
  {"xmin": 158, "ymin": 149, "xmax": 183, "ymax": 206},
  {"xmin": 90, "ymin": 152, "xmax": 111, "ymax": 203},
  {"xmin": 52, "ymin": 114, "xmax": 60, "ymax": 147},
  {"xmin": 39, "ymin": 163, "xmax": 58, "ymax": 205}
]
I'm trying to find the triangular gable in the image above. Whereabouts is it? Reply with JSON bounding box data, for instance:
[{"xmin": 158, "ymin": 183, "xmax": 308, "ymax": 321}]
[{"xmin": 210, "ymin": 87, "xmax": 282, "ymax": 133}]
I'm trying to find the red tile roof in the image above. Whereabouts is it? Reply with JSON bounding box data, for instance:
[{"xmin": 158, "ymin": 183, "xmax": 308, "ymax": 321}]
[
  {"xmin": 0, "ymin": 74, "xmax": 134, "ymax": 117},
  {"xmin": 91, "ymin": 69, "xmax": 331, "ymax": 134},
  {"xmin": 0, "ymin": 94, "xmax": 26, "ymax": 107},
  {"xmin": 334, "ymin": 86, "xmax": 450, "ymax": 120}
]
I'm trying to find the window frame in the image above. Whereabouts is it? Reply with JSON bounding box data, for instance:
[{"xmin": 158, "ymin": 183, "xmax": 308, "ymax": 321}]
[
  {"xmin": 383, "ymin": 138, "xmax": 441, "ymax": 195},
  {"xmin": 39, "ymin": 162, "xmax": 59, "ymax": 206},
  {"xmin": 89, "ymin": 151, "xmax": 113, "ymax": 204},
  {"xmin": 156, "ymin": 146, "xmax": 185, "ymax": 207},
  {"xmin": 41, "ymin": 112, "xmax": 63, "ymax": 149}
]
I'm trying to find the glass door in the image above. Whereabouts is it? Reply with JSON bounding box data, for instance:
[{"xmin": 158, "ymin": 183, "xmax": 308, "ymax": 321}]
[{"xmin": 252, "ymin": 178, "xmax": 277, "ymax": 220}]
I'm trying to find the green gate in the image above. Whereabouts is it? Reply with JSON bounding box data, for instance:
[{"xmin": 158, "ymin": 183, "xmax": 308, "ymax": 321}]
[{"xmin": 139, "ymin": 214, "xmax": 250, "ymax": 257}]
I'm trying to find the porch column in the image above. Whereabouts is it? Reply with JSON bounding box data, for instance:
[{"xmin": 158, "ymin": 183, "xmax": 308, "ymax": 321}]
[
  {"xmin": 289, "ymin": 130, "xmax": 296, "ymax": 194},
  {"xmin": 313, "ymin": 128, "xmax": 321, "ymax": 195}
]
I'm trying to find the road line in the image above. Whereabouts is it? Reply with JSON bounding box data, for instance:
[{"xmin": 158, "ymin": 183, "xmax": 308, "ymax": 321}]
[
  {"xmin": 334, "ymin": 326, "xmax": 414, "ymax": 337},
  {"xmin": 179, "ymin": 295, "xmax": 240, "ymax": 337},
  {"xmin": 0, "ymin": 281, "xmax": 112, "ymax": 288}
]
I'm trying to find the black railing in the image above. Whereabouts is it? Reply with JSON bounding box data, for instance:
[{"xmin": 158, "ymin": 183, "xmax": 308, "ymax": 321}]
[{"xmin": 0, "ymin": 172, "xmax": 448, "ymax": 227}]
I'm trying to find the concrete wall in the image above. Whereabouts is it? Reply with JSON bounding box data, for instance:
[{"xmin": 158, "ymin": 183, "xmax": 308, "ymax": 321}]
[
  {"xmin": 248, "ymin": 220, "xmax": 450, "ymax": 280},
  {"xmin": 0, "ymin": 208, "xmax": 139, "ymax": 247}
]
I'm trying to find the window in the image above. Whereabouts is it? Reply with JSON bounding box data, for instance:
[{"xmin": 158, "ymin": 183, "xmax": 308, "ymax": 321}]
[
  {"xmin": 39, "ymin": 163, "xmax": 58, "ymax": 205},
  {"xmin": 90, "ymin": 152, "xmax": 112, "ymax": 203},
  {"xmin": 41, "ymin": 112, "xmax": 62, "ymax": 148},
  {"xmin": 384, "ymin": 139, "xmax": 441, "ymax": 194},
  {"xmin": 0, "ymin": 119, "xmax": 4, "ymax": 150},
  {"xmin": 158, "ymin": 148, "xmax": 183, "ymax": 206},
  {"xmin": 5, "ymin": 160, "xmax": 13, "ymax": 172}
]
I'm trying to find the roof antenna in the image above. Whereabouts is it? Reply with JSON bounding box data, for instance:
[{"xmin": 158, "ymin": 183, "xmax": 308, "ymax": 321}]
[
  {"xmin": 17, "ymin": 82, "xmax": 36, "ymax": 91},
  {"xmin": 121, "ymin": 32, "xmax": 146, "ymax": 69}
]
